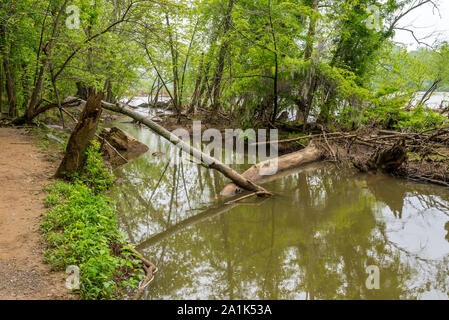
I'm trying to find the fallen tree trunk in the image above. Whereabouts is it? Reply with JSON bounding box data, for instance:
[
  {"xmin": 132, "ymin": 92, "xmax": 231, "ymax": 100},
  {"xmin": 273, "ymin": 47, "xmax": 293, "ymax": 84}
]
[
  {"xmin": 220, "ymin": 141, "xmax": 324, "ymax": 196},
  {"xmin": 97, "ymin": 99, "xmax": 271, "ymax": 196},
  {"xmin": 55, "ymin": 92, "xmax": 103, "ymax": 178}
]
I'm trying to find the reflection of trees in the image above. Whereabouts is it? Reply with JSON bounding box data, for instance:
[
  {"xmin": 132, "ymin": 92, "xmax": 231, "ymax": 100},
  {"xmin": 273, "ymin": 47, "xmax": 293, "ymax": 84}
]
[
  {"xmin": 108, "ymin": 125, "xmax": 449, "ymax": 299},
  {"xmin": 108, "ymin": 129, "xmax": 225, "ymax": 244},
  {"xmin": 446, "ymin": 222, "xmax": 449, "ymax": 242},
  {"xmin": 365, "ymin": 174, "xmax": 449, "ymax": 219},
  {"xmin": 365, "ymin": 175, "xmax": 408, "ymax": 218},
  {"xmin": 130, "ymin": 166, "xmax": 449, "ymax": 299}
]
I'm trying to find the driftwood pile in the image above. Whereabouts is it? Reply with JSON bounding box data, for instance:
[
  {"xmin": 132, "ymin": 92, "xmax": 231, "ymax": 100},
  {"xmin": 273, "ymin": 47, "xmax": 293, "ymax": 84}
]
[
  {"xmin": 252, "ymin": 126, "xmax": 449, "ymax": 187},
  {"xmin": 318, "ymin": 127, "xmax": 449, "ymax": 187}
]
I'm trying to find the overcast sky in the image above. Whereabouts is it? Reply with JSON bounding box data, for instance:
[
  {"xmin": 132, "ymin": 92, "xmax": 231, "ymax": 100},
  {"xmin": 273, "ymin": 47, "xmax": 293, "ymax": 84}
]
[{"xmin": 393, "ymin": 0, "xmax": 449, "ymax": 49}]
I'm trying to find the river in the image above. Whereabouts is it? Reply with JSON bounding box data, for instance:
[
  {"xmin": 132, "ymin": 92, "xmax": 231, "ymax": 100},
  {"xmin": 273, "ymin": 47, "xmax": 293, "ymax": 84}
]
[{"xmin": 107, "ymin": 106, "xmax": 449, "ymax": 300}]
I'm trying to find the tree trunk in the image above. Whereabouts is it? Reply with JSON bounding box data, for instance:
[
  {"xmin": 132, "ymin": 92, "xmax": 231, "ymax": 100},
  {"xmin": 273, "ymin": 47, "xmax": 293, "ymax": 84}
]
[
  {"xmin": 55, "ymin": 91, "xmax": 104, "ymax": 178},
  {"xmin": 3, "ymin": 56, "xmax": 16, "ymax": 118},
  {"xmin": 220, "ymin": 142, "xmax": 323, "ymax": 196},
  {"xmin": 188, "ymin": 52, "xmax": 205, "ymax": 114},
  {"xmin": 268, "ymin": 0, "xmax": 279, "ymax": 124},
  {"xmin": 76, "ymin": 81, "xmax": 96, "ymax": 100},
  {"xmin": 418, "ymin": 79, "xmax": 440, "ymax": 107},
  {"xmin": 0, "ymin": 24, "xmax": 17, "ymax": 118},
  {"xmin": 304, "ymin": 0, "xmax": 319, "ymax": 60},
  {"xmin": 0, "ymin": 57, "xmax": 3, "ymax": 115},
  {"xmin": 103, "ymin": 78, "xmax": 114, "ymax": 103},
  {"xmin": 26, "ymin": 0, "xmax": 69, "ymax": 123},
  {"xmin": 210, "ymin": 0, "xmax": 234, "ymax": 111},
  {"xmin": 297, "ymin": 0, "xmax": 319, "ymax": 131},
  {"xmin": 27, "ymin": 62, "xmax": 47, "ymax": 121},
  {"xmin": 98, "ymin": 99, "xmax": 270, "ymax": 196},
  {"xmin": 165, "ymin": 13, "xmax": 181, "ymax": 116},
  {"xmin": 211, "ymin": 42, "xmax": 229, "ymax": 111},
  {"xmin": 20, "ymin": 63, "xmax": 32, "ymax": 114}
]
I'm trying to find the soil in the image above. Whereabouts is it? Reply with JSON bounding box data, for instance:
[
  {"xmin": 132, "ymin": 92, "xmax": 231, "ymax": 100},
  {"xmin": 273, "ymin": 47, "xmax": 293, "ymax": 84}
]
[{"xmin": 0, "ymin": 127, "xmax": 74, "ymax": 300}]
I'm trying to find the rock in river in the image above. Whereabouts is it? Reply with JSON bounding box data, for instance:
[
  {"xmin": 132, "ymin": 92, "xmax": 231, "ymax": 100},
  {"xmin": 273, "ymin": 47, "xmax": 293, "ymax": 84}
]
[{"xmin": 99, "ymin": 127, "xmax": 149, "ymax": 168}]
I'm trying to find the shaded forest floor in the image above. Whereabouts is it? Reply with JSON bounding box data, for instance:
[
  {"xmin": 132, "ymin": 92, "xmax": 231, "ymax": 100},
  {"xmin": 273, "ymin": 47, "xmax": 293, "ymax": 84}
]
[{"xmin": 0, "ymin": 127, "xmax": 73, "ymax": 300}]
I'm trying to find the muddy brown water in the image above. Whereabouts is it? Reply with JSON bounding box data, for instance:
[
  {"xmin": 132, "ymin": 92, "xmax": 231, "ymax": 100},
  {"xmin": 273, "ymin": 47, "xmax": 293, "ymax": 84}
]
[{"xmin": 108, "ymin": 119, "xmax": 449, "ymax": 300}]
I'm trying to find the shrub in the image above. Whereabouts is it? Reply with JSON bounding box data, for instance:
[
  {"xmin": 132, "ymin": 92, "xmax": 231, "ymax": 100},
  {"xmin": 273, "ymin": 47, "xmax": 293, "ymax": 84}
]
[
  {"xmin": 42, "ymin": 142, "xmax": 144, "ymax": 299},
  {"xmin": 68, "ymin": 141, "xmax": 115, "ymax": 193}
]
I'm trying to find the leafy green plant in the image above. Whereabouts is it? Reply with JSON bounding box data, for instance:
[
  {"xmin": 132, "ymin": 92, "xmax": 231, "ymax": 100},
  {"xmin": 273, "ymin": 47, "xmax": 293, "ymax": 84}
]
[
  {"xmin": 42, "ymin": 143, "xmax": 144, "ymax": 300},
  {"xmin": 398, "ymin": 107, "xmax": 448, "ymax": 132},
  {"xmin": 44, "ymin": 192, "xmax": 61, "ymax": 208},
  {"xmin": 42, "ymin": 181, "xmax": 144, "ymax": 299},
  {"xmin": 77, "ymin": 141, "xmax": 115, "ymax": 193}
]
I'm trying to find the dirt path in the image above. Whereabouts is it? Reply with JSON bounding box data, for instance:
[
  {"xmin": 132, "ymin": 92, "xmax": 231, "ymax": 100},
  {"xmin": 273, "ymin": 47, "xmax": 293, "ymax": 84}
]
[{"xmin": 0, "ymin": 127, "xmax": 71, "ymax": 300}]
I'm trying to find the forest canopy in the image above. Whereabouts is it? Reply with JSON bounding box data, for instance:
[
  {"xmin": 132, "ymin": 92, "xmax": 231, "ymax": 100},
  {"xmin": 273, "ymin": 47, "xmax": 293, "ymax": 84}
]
[{"xmin": 0, "ymin": 0, "xmax": 447, "ymax": 130}]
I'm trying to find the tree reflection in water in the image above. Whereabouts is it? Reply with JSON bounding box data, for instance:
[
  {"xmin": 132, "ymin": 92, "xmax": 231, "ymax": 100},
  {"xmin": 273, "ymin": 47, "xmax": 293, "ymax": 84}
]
[{"xmin": 108, "ymin": 123, "xmax": 449, "ymax": 300}]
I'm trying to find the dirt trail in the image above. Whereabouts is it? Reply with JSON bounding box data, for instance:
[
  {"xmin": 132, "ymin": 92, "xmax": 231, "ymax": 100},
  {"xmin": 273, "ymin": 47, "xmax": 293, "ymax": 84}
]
[{"xmin": 0, "ymin": 127, "xmax": 70, "ymax": 299}]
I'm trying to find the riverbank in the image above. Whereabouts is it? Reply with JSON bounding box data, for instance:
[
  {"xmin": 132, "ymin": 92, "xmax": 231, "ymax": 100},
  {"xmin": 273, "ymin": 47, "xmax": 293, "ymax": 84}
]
[
  {"xmin": 151, "ymin": 108, "xmax": 449, "ymax": 187},
  {"xmin": 322, "ymin": 126, "xmax": 449, "ymax": 187},
  {"xmin": 39, "ymin": 135, "xmax": 152, "ymax": 300},
  {"xmin": 0, "ymin": 124, "xmax": 154, "ymax": 300},
  {"xmin": 104, "ymin": 118, "xmax": 449, "ymax": 299},
  {"xmin": 0, "ymin": 127, "xmax": 72, "ymax": 299}
]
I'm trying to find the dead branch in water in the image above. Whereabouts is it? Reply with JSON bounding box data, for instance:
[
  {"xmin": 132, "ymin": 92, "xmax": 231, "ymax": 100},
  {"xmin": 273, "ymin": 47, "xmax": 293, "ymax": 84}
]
[
  {"xmin": 60, "ymin": 97, "xmax": 272, "ymax": 196},
  {"xmin": 220, "ymin": 141, "xmax": 324, "ymax": 196},
  {"xmin": 249, "ymin": 132, "xmax": 347, "ymax": 146},
  {"xmin": 224, "ymin": 191, "xmax": 268, "ymax": 205},
  {"xmin": 324, "ymin": 127, "xmax": 449, "ymax": 187},
  {"xmin": 129, "ymin": 248, "xmax": 158, "ymax": 300}
]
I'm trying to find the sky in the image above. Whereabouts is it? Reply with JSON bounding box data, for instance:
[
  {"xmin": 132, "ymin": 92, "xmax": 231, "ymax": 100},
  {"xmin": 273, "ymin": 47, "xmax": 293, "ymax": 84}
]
[{"xmin": 393, "ymin": 0, "xmax": 449, "ymax": 49}]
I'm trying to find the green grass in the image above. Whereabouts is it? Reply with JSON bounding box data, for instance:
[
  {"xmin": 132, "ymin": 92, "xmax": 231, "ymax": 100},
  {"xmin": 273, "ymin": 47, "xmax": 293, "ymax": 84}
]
[{"xmin": 41, "ymin": 143, "xmax": 145, "ymax": 300}]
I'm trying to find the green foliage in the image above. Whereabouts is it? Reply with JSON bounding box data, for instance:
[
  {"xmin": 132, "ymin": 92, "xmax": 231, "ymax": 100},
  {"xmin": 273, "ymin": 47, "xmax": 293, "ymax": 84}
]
[
  {"xmin": 368, "ymin": 44, "xmax": 430, "ymax": 97},
  {"xmin": 363, "ymin": 101, "xmax": 448, "ymax": 131},
  {"xmin": 429, "ymin": 42, "xmax": 449, "ymax": 88},
  {"xmin": 42, "ymin": 181, "xmax": 145, "ymax": 299},
  {"xmin": 1, "ymin": 0, "xmax": 447, "ymax": 131},
  {"xmin": 398, "ymin": 107, "xmax": 448, "ymax": 132},
  {"xmin": 76, "ymin": 141, "xmax": 115, "ymax": 193},
  {"xmin": 42, "ymin": 142, "xmax": 144, "ymax": 300},
  {"xmin": 44, "ymin": 192, "xmax": 61, "ymax": 208}
]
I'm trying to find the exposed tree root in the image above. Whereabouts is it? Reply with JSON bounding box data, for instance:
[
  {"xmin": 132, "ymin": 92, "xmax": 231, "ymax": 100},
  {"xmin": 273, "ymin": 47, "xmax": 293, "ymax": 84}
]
[
  {"xmin": 322, "ymin": 127, "xmax": 449, "ymax": 187},
  {"xmin": 129, "ymin": 248, "xmax": 158, "ymax": 300}
]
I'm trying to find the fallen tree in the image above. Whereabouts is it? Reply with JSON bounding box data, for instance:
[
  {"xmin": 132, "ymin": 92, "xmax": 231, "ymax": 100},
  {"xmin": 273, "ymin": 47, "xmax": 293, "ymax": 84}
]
[
  {"xmin": 220, "ymin": 141, "xmax": 324, "ymax": 196},
  {"xmin": 62, "ymin": 97, "xmax": 271, "ymax": 196},
  {"xmin": 50, "ymin": 95, "xmax": 449, "ymax": 193}
]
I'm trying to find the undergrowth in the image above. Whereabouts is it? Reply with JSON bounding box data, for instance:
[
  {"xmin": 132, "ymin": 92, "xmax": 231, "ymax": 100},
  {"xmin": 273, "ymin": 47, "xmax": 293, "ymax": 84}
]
[
  {"xmin": 41, "ymin": 142, "xmax": 145, "ymax": 300},
  {"xmin": 362, "ymin": 103, "xmax": 448, "ymax": 132}
]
